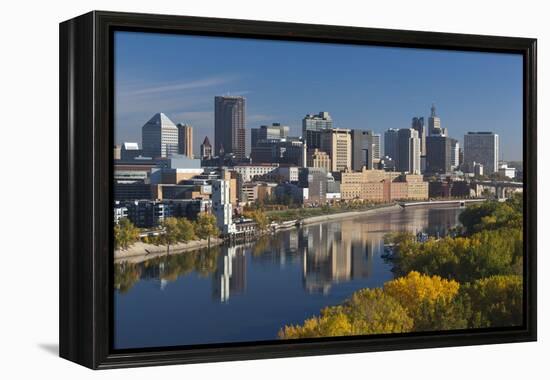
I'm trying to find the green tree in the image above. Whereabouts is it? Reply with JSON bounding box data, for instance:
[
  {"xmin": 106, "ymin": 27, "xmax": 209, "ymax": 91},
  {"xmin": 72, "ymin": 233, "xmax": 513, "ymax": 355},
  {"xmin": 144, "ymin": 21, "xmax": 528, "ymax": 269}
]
[
  {"xmin": 177, "ymin": 217, "xmax": 196, "ymax": 242},
  {"xmin": 459, "ymin": 196, "xmax": 522, "ymax": 235},
  {"xmin": 243, "ymin": 209, "xmax": 269, "ymax": 231},
  {"xmin": 114, "ymin": 218, "xmax": 140, "ymax": 250},
  {"xmin": 462, "ymin": 275, "xmax": 523, "ymax": 328},
  {"xmin": 160, "ymin": 217, "xmax": 180, "ymax": 254},
  {"xmin": 342, "ymin": 288, "xmax": 414, "ymax": 335},
  {"xmin": 194, "ymin": 212, "xmax": 219, "ymax": 247},
  {"xmin": 389, "ymin": 227, "xmax": 523, "ymax": 283}
]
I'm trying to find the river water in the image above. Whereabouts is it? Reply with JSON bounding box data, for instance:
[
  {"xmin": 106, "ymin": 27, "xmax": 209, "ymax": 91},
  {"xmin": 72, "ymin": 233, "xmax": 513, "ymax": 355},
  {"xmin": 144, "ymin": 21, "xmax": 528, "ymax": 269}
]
[{"xmin": 114, "ymin": 205, "xmax": 463, "ymax": 349}]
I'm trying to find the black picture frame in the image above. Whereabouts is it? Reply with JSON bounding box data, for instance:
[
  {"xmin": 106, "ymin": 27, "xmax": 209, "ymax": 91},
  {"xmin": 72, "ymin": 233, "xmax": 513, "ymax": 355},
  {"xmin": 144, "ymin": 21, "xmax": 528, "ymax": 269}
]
[{"xmin": 59, "ymin": 10, "xmax": 537, "ymax": 369}]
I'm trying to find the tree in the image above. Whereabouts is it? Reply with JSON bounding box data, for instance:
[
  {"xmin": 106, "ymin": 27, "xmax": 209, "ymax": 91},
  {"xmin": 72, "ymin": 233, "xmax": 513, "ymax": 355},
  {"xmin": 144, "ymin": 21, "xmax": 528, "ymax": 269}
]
[
  {"xmin": 462, "ymin": 275, "xmax": 523, "ymax": 328},
  {"xmin": 390, "ymin": 226, "xmax": 523, "ymax": 283},
  {"xmin": 160, "ymin": 217, "xmax": 180, "ymax": 254},
  {"xmin": 114, "ymin": 218, "xmax": 140, "ymax": 250},
  {"xmin": 194, "ymin": 212, "xmax": 219, "ymax": 247},
  {"xmin": 383, "ymin": 271, "xmax": 460, "ymax": 331},
  {"xmin": 243, "ymin": 209, "xmax": 269, "ymax": 231},
  {"xmin": 177, "ymin": 217, "xmax": 196, "ymax": 242},
  {"xmin": 342, "ymin": 288, "xmax": 414, "ymax": 335},
  {"xmin": 279, "ymin": 288, "xmax": 414, "ymax": 339},
  {"xmin": 459, "ymin": 198, "xmax": 522, "ymax": 235}
]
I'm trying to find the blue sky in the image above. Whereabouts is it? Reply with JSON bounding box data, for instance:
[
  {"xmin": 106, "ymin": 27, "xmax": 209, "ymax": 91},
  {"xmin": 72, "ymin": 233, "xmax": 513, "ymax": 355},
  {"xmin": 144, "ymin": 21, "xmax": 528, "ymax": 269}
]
[{"xmin": 114, "ymin": 31, "xmax": 523, "ymax": 161}]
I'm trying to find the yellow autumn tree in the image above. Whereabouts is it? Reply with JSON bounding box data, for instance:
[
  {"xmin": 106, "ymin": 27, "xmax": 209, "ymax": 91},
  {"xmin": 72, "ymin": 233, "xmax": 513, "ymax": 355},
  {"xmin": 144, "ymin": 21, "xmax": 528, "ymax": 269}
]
[
  {"xmin": 341, "ymin": 288, "xmax": 414, "ymax": 335},
  {"xmin": 384, "ymin": 271, "xmax": 461, "ymax": 331},
  {"xmin": 279, "ymin": 289, "xmax": 413, "ymax": 339}
]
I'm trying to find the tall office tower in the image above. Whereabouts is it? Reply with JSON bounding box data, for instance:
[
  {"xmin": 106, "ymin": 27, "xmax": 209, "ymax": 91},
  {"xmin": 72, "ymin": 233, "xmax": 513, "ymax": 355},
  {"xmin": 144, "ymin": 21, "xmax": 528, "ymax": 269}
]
[
  {"xmin": 397, "ymin": 128, "xmax": 421, "ymax": 174},
  {"xmin": 351, "ymin": 129, "xmax": 379, "ymax": 171},
  {"xmin": 384, "ymin": 128, "xmax": 400, "ymax": 162},
  {"xmin": 320, "ymin": 128, "xmax": 352, "ymax": 172},
  {"xmin": 450, "ymin": 139, "xmax": 460, "ymax": 169},
  {"xmin": 428, "ymin": 104, "xmax": 447, "ymax": 136},
  {"xmin": 298, "ymin": 167, "xmax": 328, "ymax": 204},
  {"xmin": 426, "ymin": 135, "xmax": 452, "ymax": 174},
  {"xmin": 200, "ymin": 136, "xmax": 213, "ymax": 159},
  {"xmin": 464, "ymin": 132, "xmax": 499, "ymax": 174},
  {"xmin": 251, "ymin": 123, "xmax": 289, "ymax": 147},
  {"xmin": 212, "ymin": 171, "xmax": 236, "ymax": 234},
  {"xmin": 302, "ymin": 112, "xmax": 333, "ymax": 149},
  {"xmin": 141, "ymin": 112, "xmax": 179, "ymax": 158},
  {"xmin": 372, "ymin": 133, "xmax": 381, "ymax": 159},
  {"xmin": 412, "ymin": 117, "xmax": 427, "ymax": 155},
  {"xmin": 214, "ymin": 96, "xmax": 246, "ymax": 159},
  {"xmin": 176, "ymin": 123, "xmax": 193, "ymax": 158}
]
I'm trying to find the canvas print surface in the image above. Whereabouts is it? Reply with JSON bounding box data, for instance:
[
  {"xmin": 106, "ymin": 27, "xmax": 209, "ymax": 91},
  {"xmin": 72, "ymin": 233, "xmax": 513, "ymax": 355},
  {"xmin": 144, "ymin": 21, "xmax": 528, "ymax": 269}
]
[{"xmin": 113, "ymin": 31, "xmax": 524, "ymax": 349}]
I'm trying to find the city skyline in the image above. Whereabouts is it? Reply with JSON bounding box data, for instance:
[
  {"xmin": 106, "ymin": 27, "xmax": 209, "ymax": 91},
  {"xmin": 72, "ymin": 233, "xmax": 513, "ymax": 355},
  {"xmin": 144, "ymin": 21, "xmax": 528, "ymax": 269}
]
[
  {"xmin": 114, "ymin": 31, "xmax": 523, "ymax": 161},
  {"xmin": 111, "ymin": 29, "xmax": 526, "ymax": 351}
]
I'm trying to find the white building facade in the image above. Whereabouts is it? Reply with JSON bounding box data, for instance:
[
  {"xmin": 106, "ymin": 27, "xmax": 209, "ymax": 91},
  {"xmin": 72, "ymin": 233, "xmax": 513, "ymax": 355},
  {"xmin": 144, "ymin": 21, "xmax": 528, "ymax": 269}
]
[
  {"xmin": 141, "ymin": 113, "xmax": 179, "ymax": 158},
  {"xmin": 232, "ymin": 164, "xmax": 279, "ymax": 182},
  {"xmin": 212, "ymin": 179, "xmax": 236, "ymax": 234}
]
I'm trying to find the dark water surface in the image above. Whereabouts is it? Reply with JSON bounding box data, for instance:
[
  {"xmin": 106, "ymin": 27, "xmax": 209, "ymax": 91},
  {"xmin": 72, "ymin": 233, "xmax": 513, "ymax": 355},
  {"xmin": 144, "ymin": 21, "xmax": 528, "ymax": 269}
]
[{"xmin": 114, "ymin": 205, "xmax": 463, "ymax": 349}]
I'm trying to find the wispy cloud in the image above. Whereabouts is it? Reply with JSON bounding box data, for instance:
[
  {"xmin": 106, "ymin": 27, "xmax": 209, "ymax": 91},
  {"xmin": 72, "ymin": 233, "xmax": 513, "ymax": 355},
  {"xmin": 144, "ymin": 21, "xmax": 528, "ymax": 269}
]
[
  {"xmin": 223, "ymin": 90, "xmax": 252, "ymax": 96},
  {"xmin": 172, "ymin": 111, "xmax": 214, "ymax": 124},
  {"xmin": 120, "ymin": 75, "xmax": 238, "ymax": 96}
]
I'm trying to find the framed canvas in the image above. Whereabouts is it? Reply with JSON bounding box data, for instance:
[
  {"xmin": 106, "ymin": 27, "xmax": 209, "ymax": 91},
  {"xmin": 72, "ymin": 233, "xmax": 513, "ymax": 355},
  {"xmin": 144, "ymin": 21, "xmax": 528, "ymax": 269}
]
[{"xmin": 59, "ymin": 11, "xmax": 537, "ymax": 369}]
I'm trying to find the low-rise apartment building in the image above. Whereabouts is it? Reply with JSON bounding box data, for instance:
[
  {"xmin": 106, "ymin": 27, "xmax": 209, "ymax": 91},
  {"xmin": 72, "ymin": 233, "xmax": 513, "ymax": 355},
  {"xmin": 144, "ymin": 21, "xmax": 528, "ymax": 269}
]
[{"xmin": 340, "ymin": 168, "xmax": 428, "ymax": 202}]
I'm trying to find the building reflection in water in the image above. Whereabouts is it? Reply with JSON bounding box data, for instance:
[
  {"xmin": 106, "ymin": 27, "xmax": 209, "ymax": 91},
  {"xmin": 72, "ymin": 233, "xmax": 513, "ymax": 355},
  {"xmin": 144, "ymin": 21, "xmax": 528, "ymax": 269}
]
[
  {"xmin": 301, "ymin": 221, "xmax": 377, "ymax": 294},
  {"xmin": 139, "ymin": 261, "xmax": 169, "ymax": 291},
  {"xmin": 122, "ymin": 207, "xmax": 462, "ymax": 301},
  {"xmin": 212, "ymin": 246, "xmax": 247, "ymax": 302}
]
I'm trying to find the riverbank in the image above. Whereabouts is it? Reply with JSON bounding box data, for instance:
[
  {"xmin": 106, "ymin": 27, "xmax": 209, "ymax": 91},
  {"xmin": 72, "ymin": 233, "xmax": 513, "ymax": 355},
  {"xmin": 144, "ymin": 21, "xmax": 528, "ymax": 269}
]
[
  {"xmin": 114, "ymin": 237, "xmax": 223, "ymax": 264},
  {"xmin": 299, "ymin": 203, "xmax": 403, "ymax": 226},
  {"xmin": 115, "ymin": 202, "xmax": 463, "ymax": 263}
]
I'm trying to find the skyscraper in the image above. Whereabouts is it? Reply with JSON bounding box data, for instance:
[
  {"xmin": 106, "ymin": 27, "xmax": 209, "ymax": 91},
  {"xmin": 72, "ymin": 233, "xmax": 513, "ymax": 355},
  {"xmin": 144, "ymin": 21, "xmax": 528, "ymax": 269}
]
[
  {"xmin": 320, "ymin": 128, "xmax": 352, "ymax": 172},
  {"xmin": 428, "ymin": 104, "xmax": 447, "ymax": 136},
  {"xmin": 251, "ymin": 123, "xmax": 289, "ymax": 147},
  {"xmin": 200, "ymin": 136, "xmax": 213, "ymax": 159},
  {"xmin": 141, "ymin": 112, "xmax": 179, "ymax": 158},
  {"xmin": 450, "ymin": 139, "xmax": 460, "ymax": 169},
  {"xmin": 384, "ymin": 128, "xmax": 400, "ymax": 162},
  {"xmin": 176, "ymin": 123, "xmax": 193, "ymax": 158},
  {"xmin": 397, "ymin": 128, "xmax": 421, "ymax": 174},
  {"xmin": 412, "ymin": 117, "xmax": 427, "ymax": 155},
  {"xmin": 212, "ymin": 170, "xmax": 236, "ymax": 234},
  {"xmin": 464, "ymin": 132, "xmax": 499, "ymax": 174},
  {"xmin": 302, "ymin": 112, "xmax": 333, "ymax": 149},
  {"xmin": 351, "ymin": 130, "xmax": 380, "ymax": 171},
  {"xmin": 372, "ymin": 133, "xmax": 381, "ymax": 159},
  {"xmin": 214, "ymin": 96, "xmax": 246, "ymax": 160},
  {"xmin": 426, "ymin": 135, "xmax": 452, "ymax": 174}
]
